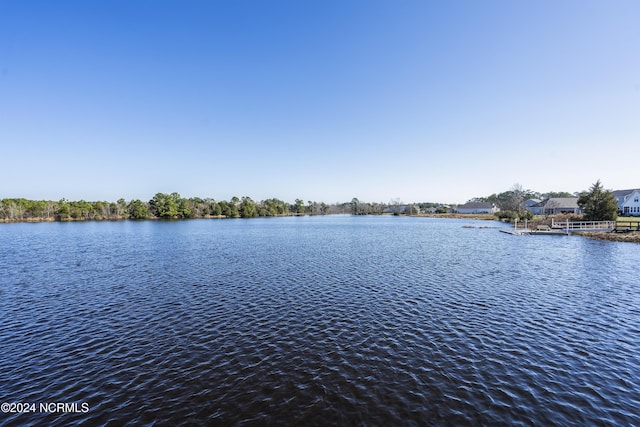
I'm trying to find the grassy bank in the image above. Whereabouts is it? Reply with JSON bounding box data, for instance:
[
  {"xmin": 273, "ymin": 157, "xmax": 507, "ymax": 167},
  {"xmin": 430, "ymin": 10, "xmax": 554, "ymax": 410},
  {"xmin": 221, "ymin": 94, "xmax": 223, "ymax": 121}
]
[{"xmin": 578, "ymin": 231, "xmax": 640, "ymax": 244}]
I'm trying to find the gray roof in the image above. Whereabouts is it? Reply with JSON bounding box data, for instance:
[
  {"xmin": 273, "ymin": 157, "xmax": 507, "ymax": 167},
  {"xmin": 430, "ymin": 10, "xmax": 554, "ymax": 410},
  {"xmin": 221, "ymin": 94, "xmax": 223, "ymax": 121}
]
[
  {"xmin": 611, "ymin": 189, "xmax": 640, "ymax": 197},
  {"xmin": 458, "ymin": 202, "xmax": 496, "ymax": 209},
  {"xmin": 535, "ymin": 198, "xmax": 579, "ymax": 208}
]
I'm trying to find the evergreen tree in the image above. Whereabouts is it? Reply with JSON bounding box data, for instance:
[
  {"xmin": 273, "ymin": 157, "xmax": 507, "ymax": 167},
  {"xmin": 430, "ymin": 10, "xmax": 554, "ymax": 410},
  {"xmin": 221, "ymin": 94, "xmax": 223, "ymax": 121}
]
[{"xmin": 577, "ymin": 180, "xmax": 618, "ymax": 221}]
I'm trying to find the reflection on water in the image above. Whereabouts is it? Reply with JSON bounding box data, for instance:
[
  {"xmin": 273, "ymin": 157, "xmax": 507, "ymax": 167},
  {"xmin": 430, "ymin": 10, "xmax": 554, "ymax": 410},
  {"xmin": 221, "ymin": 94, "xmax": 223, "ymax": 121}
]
[{"xmin": 1, "ymin": 216, "xmax": 639, "ymax": 426}]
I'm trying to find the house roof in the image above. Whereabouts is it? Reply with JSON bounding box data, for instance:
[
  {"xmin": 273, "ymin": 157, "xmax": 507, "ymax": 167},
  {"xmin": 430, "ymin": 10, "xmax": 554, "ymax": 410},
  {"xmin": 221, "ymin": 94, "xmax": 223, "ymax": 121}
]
[
  {"xmin": 621, "ymin": 189, "xmax": 640, "ymax": 204},
  {"xmin": 611, "ymin": 189, "xmax": 640, "ymax": 197},
  {"xmin": 535, "ymin": 198, "xmax": 579, "ymax": 209},
  {"xmin": 458, "ymin": 202, "xmax": 496, "ymax": 209}
]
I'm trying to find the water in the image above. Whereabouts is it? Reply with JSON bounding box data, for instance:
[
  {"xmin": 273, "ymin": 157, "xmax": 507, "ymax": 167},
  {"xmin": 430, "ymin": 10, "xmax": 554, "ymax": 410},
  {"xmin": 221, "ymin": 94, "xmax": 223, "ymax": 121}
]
[{"xmin": 1, "ymin": 216, "xmax": 639, "ymax": 426}]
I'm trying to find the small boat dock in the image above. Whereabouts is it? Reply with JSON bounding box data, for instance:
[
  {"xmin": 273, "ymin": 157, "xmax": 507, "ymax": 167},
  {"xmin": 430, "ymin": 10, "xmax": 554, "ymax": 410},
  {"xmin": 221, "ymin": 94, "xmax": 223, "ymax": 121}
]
[{"xmin": 501, "ymin": 219, "xmax": 619, "ymax": 236}]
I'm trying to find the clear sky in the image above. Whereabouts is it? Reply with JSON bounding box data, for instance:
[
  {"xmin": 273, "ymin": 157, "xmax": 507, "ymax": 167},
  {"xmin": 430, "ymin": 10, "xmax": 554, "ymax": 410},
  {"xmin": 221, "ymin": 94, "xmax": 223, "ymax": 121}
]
[{"xmin": 1, "ymin": 1, "xmax": 638, "ymax": 204}]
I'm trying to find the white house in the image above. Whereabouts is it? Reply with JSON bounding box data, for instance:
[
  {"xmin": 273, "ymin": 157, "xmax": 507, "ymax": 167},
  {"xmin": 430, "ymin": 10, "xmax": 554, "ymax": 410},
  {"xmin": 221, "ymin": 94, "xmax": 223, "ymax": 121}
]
[
  {"xmin": 456, "ymin": 202, "xmax": 499, "ymax": 214},
  {"xmin": 621, "ymin": 189, "xmax": 640, "ymax": 216},
  {"xmin": 612, "ymin": 188, "xmax": 640, "ymax": 214}
]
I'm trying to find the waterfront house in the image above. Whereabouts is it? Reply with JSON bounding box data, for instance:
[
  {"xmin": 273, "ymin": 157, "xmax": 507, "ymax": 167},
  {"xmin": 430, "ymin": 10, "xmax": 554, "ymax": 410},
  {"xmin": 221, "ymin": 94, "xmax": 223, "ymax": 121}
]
[
  {"xmin": 621, "ymin": 189, "xmax": 640, "ymax": 216},
  {"xmin": 456, "ymin": 202, "xmax": 499, "ymax": 214},
  {"xmin": 524, "ymin": 199, "xmax": 542, "ymax": 215},
  {"xmin": 528, "ymin": 198, "xmax": 581, "ymax": 215},
  {"xmin": 612, "ymin": 189, "xmax": 640, "ymax": 214}
]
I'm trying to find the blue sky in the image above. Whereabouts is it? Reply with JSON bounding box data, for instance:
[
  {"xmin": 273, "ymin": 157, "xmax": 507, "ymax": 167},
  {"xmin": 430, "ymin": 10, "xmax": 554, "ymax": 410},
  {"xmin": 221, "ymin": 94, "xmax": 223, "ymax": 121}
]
[{"xmin": 1, "ymin": 1, "xmax": 638, "ymax": 204}]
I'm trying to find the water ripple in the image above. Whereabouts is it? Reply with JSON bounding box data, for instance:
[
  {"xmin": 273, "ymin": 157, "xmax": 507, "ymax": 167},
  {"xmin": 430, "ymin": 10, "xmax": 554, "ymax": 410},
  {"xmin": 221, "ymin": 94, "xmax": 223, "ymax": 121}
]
[{"xmin": 1, "ymin": 218, "xmax": 639, "ymax": 426}]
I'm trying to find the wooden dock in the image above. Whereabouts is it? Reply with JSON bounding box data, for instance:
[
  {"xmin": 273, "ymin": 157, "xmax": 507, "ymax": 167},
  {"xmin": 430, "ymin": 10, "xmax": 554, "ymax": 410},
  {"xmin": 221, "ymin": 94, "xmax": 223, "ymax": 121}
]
[
  {"xmin": 550, "ymin": 219, "xmax": 617, "ymax": 233},
  {"xmin": 502, "ymin": 219, "xmax": 630, "ymax": 236},
  {"xmin": 500, "ymin": 228, "xmax": 568, "ymax": 236}
]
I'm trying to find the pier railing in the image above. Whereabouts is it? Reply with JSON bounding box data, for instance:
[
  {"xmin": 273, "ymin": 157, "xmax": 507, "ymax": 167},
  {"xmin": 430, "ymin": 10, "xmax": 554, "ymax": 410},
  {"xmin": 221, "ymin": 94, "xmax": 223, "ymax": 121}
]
[
  {"xmin": 551, "ymin": 219, "xmax": 616, "ymax": 232},
  {"xmin": 614, "ymin": 221, "xmax": 640, "ymax": 232},
  {"xmin": 510, "ymin": 219, "xmax": 638, "ymax": 234}
]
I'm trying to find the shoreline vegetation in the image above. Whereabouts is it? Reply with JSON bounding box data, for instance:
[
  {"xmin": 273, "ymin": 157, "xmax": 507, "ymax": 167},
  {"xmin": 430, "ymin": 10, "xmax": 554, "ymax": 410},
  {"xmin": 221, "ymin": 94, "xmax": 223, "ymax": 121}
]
[
  {"xmin": 0, "ymin": 193, "xmax": 451, "ymax": 223},
  {"xmin": 2, "ymin": 194, "xmax": 638, "ymax": 244}
]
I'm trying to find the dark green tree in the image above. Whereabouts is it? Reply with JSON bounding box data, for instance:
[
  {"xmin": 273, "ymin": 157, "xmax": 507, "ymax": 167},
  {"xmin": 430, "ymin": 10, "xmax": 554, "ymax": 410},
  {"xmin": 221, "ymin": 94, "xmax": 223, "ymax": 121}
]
[
  {"xmin": 150, "ymin": 193, "xmax": 180, "ymax": 218},
  {"xmin": 116, "ymin": 198, "xmax": 127, "ymax": 217},
  {"xmin": 210, "ymin": 201, "xmax": 222, "ymax": 217},
  {"xmin": 27, "ymin": 200, "xmax": 46, "ymax": 218},
  {"xmin": 240, "ymin": 197, "xmax": 258, "ymax": 218},
  {"xmin": 218, "ymin": 200, "xmax": 239, "ymax": 218},
  {"xmin": 56, "ymin": 199, "xmax": 70, "ymax": 220},
  {"xmin": 294, "ymin": 199, "xmax": 305, "ymax": 214},
  {"xmin": 177, "ymin": 197, "xmax": 193, "ymax": 219},
  {"xmin": 128, "ymin": 199, "xmax": 149, "ymax": 219},
  {"xmin": 306, "ymin": 201, "xmax": 317, "ymax": 214},
  {"xmin": 263, "ymin": 198, "xmax": 288, "ymax": 215},
  {"xmin": 261, "ymin": 199, "xmax": 277, "ymax": 216},
  {"xmin": 350, "ymin": 197, "xmax": 360, "ymax": 215},
  {"xmin": 577, "ymin": 180, "xmax": 618, "ymax": 221},
  {"xmin": 227, "ymin": 203, "xmax": 239, "ymax": 218}
]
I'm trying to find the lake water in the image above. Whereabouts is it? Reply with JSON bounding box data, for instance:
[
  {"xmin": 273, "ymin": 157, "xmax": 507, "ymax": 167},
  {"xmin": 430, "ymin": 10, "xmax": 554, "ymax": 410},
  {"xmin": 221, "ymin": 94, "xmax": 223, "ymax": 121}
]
[{"xmin": 1, "ymin": 216, "xmax": 639, "ymax": 426}]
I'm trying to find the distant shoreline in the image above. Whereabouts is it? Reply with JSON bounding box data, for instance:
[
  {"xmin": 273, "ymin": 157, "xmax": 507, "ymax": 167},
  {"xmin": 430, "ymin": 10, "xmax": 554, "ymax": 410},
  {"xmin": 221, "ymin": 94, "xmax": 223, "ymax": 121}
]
[
  {"xmin": 0, "ymin": 213, "xmax": 307, "ymax": 224},
  {"xmin": 0, "ymin": 212, "xmax": 500, "ymax": 224},
  {"xmin": 3, "ymin": 214, "xmax": 638, "ymax": 244}
]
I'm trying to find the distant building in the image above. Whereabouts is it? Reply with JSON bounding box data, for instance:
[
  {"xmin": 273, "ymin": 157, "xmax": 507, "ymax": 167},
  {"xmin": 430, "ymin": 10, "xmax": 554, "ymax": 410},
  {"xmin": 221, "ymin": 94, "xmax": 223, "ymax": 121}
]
[
  {"xmin": 456, "ymin": 202, "xmax": 499, "ymax": 214},
  {"xmin": 527, "ymin": 198, "xmax": 581, "ymax": 215},
  {"xmin": 620, "ymin": 189, "xmax": 640, "ymax": 216},
  {"xmin": 524, "ymin": 199, "xmax": 542, "ymax": 215},
  {"xmin": 612, "ymin": 189, "xmax": 640, "ymax": 214}
]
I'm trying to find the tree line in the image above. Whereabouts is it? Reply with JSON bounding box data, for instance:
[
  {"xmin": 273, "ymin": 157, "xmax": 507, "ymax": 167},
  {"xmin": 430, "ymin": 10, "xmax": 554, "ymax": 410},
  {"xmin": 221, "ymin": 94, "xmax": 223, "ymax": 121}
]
[
  {"xmin": 0, "ymin": 194, "xmax": 310, "ymax": 222},
  {"xmin": 1, "ymin": 193, "xmax": 436, "ymax": 222},
  {"xmin": 2, "ymin": 181, "xmax": 620, "ymax": 223}
]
